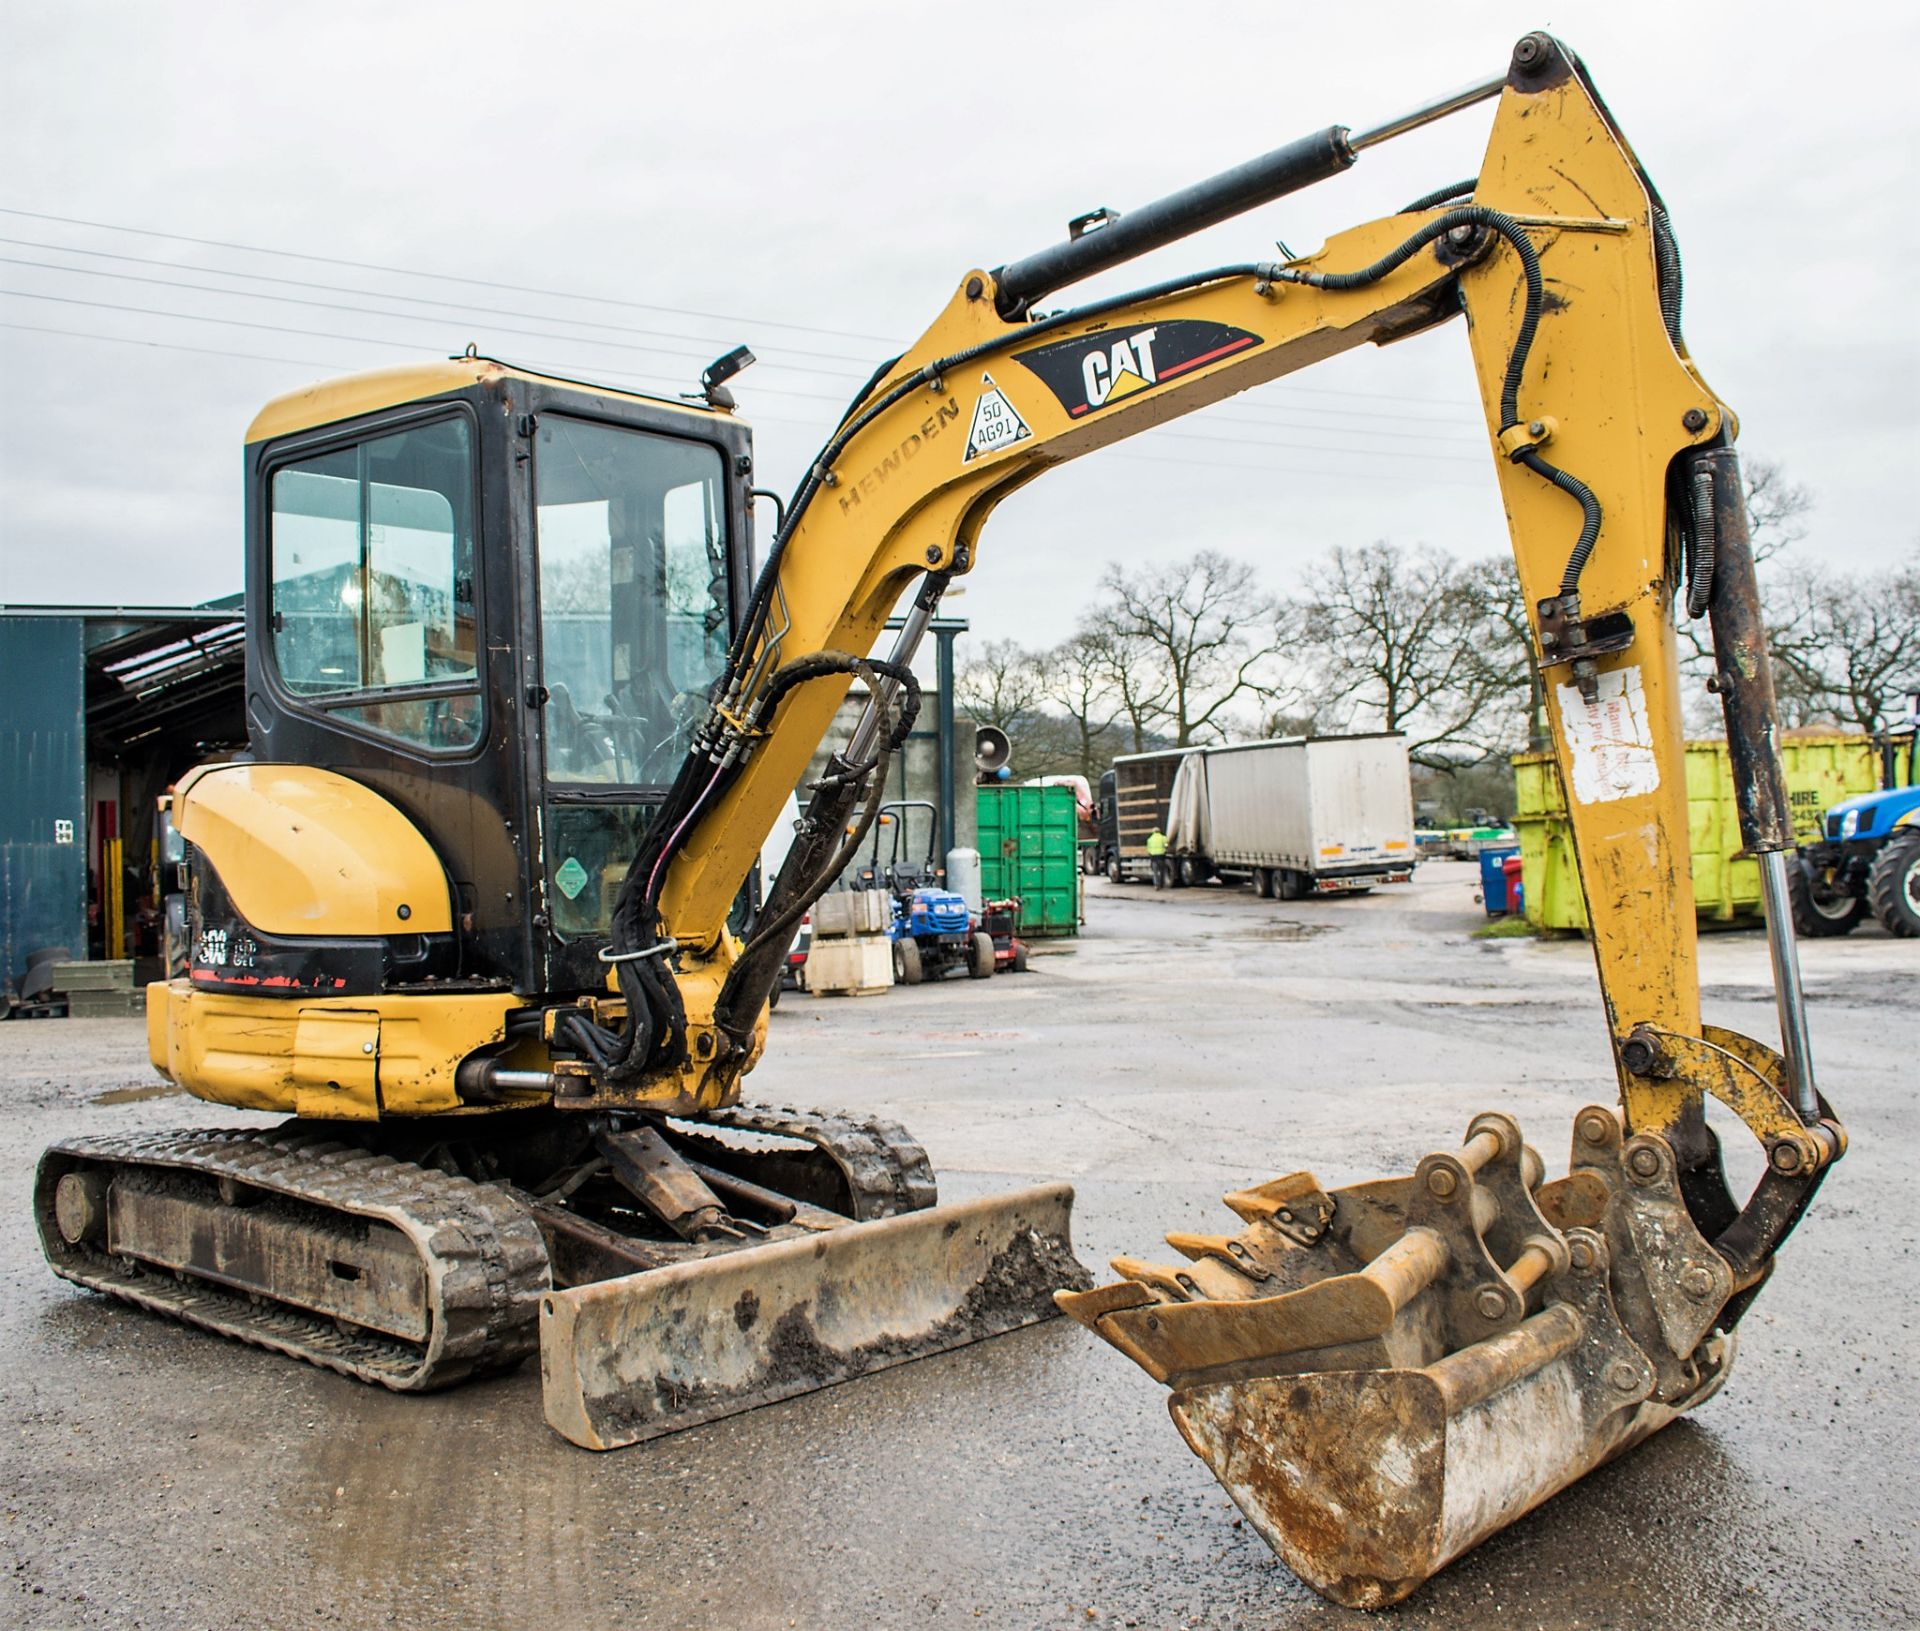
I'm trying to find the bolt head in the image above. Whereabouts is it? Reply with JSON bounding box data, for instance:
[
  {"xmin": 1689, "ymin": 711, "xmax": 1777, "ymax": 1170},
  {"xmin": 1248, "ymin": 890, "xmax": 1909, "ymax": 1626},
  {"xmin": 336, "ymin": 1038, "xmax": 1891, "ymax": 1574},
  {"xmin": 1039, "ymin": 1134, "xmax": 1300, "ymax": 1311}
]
[
  {"xmin": 1607, "ymin": 1359, "xmax": 1642, "ymax": 1393},
  {"xmin": 1627, "ymin": 1145, "xmax": 1662, "ymax": 1180},
  {"xmin": 1475, "ymin": 1287, "xmax": 1509, "ymax": 1321},
  {"xmin": 1682, "ymin": 407, "xmax": 1709, "ymax": 432},
  {"xmin": 924, "ymin": 545, "xmax": 943, "ymax": 565},
  {"xmin": 1621, "ymin": 1037, "xmax": 1660, "ymax": 1076},
  {"xmin": 1680, "ymin": 1264, "xmax": 1715, "ymax": 1301},
  {"xmin": 1770, "ymin": 1141, "xmax": 1805, "ymax": 1175},
  {"xmin": 1514, "ymin": 35, "xmax": 1544, "ymax": 65},
  {"xmin": 1578, "ymin": 1111, "xmax": 1613, "ymax": 1147},
  {"xmin": 1568, "ymin": 1237, "xmax": 1597, "ymax": 1272},
  {"xmin": 1448, "ymin": 223, "xmax": 1476, "ymax": 243},
  {"xmin": 1528, "ymin": 420, "xmax": 1546, "ymax": 437},
  {"xmin": 965, "ymin": 275, "xmax": 985, "ymax": 300},
  {"xmin": 1426, "ymin": 1167, "xmax": 1459, "ymax": 1200}
]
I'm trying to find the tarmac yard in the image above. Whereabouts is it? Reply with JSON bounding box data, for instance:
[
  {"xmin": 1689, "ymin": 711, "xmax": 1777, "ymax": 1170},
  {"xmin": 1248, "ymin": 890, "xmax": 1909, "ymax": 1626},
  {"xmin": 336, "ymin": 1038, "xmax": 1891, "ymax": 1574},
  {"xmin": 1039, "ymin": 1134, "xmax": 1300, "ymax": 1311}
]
[{"xmin": 3, "ymin": 863, "xmax": 1914, "ymax": 1630}]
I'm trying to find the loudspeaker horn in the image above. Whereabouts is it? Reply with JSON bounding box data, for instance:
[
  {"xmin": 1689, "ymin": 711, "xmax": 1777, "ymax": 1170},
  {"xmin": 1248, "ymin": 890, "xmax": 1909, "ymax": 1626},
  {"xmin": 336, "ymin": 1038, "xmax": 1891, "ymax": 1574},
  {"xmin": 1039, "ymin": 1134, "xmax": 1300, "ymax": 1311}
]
[{"xmin": 974, "ymin": 725, "xmax": 1012, "ymax": 776}]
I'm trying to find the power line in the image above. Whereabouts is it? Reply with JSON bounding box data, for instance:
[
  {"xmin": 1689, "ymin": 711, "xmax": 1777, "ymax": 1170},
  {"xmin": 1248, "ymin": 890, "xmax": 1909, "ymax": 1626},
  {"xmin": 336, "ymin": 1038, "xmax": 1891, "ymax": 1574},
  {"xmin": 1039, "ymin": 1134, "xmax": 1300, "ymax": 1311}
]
[
  {"xmin": 0, "ymin": 254, "xmax": 873, "ymax": 379},
  {"xmin": 0, "ymin": 291, "xmax": 866, "ymax": 407},
  {"xmin": 0, "ymin": 318, "xmax": 344, "ymax": 373},
  {"xmin": 0, "ymin": 236, "xmax": 1490, "ymax": 432},
  {"xmin": 4, "ymin": 234, "xmax": 1485, "ymax": 437},
  {"xmin": 1105, "ymin": 445, "xmax": 1491, "ymax": 492},
  {"xmin": 0, "ymin": 237, "xmax": 884, "ymax": 371},
  {"xmin": 0, "ymin": 205, "xmax": 903, "ymax": 346},
  {"xmin": 1, "ymin": 313, "xmax": 1494, "ymax": 494},
  {"xmin": 4, "ymin": 306, "xmax": 1490, "ymax": 476},
  {"xmin": 0, "ymin": 207, "xmax": 1487, "ymax": 415},
  {"xmin": 6, "ymin": 254, "xmax": 1481, "ymax": 446}
]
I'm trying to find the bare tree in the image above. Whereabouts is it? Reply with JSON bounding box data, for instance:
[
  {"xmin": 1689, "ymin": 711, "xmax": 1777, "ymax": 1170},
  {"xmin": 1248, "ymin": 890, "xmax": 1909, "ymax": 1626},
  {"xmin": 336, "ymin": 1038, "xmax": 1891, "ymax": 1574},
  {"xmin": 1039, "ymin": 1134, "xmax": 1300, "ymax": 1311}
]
[
  {"xmin": 1742, "ymin": 457, "xmax": 1815, "ymax": 563},
  {"xmin": 1292, "ymin": 541, "xmax": 1528, "ymax": 766},
  {"xmin": 1038, "ymin": 628, "xmax": 1127, "ymax": 779},
  {"xmin": 1474, "ymin": 560, "xmax": 1547, "ymax": 751},
  {"xmin": 1090, "ymin": 550, "xmax": 1282, "ymax": 745},
  {"xmin": 1086, "ymin": 623, "xmax": 1174, "ymax": 753},
  {"xmin": 955, "ymin": 638, "xmax": 1047, "ymax": 737},
  {"xmin": 1765, "ymin": 550, "xmax": 1920, "ymax": 734}
]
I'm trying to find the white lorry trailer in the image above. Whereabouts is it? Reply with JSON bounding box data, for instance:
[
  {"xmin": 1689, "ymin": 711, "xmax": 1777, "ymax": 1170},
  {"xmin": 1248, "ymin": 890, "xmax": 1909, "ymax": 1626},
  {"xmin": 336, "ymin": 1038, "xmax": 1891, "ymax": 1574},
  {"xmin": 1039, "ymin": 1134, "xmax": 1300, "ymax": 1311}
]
[{"xmin": 1164, "ymin": 733, "xmax": 1417, "ymax": 898}]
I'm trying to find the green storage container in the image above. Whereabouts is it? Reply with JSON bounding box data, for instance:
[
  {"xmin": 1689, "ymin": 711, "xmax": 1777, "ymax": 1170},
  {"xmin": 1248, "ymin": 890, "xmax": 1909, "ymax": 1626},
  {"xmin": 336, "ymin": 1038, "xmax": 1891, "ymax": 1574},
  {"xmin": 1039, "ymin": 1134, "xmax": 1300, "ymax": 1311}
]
[
  {"xmin": 976, "ymin": 784, "xmax": 1081, "ymax": 938},
  {"xmin": 1511, "ymin": 734, "xmax": 1886, "ymax": 933}
]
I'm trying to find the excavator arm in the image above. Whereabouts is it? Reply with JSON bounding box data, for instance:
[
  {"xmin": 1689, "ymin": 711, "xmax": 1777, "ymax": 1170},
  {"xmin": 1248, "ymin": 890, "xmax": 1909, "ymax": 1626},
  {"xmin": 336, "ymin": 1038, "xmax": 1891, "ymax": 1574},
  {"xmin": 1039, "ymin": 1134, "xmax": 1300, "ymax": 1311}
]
[{"xmin": 549, "ymin": 33, "xmax": 1842, "ymax": 1602}]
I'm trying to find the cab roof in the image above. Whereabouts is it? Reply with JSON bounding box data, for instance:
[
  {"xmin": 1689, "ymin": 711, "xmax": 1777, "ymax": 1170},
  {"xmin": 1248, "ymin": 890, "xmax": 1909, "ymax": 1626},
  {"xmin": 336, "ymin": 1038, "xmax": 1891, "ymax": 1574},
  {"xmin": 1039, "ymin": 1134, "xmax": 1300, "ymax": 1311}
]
[{"xmin": 244, "ymin": 357, "xmax": 725, "ymax": 444}]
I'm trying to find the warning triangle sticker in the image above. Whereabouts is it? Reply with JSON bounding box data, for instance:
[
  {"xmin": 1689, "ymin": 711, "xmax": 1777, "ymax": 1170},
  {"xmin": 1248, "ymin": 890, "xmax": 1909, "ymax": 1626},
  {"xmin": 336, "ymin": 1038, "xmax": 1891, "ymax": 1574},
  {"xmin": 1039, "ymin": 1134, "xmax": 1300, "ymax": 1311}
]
[{"xmin": 963, "ymin": 373, "xmax": 1032, "ymax": 462}]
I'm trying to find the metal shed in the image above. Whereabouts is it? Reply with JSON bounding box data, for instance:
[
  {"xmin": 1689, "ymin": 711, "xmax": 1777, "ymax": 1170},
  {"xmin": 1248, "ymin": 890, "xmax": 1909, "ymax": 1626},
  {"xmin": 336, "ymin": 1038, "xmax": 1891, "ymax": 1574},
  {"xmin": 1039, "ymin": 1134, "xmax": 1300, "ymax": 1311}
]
[{"xmin": 0, "ymin": 601, "xmax": 245, "ymax": 1003}]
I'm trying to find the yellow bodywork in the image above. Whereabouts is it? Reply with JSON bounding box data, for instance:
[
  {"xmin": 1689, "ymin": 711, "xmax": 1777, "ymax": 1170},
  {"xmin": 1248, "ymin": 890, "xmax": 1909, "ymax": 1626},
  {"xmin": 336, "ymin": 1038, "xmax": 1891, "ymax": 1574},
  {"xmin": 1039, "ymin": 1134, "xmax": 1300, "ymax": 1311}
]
[
  {"xmin": 161, "ymin": 763, "xmax": 482, "ymax": 1117},
  {"xmin": 245, "ymin": 356, "xmax": 718, "ymax": 444},
  {"xmin": 149, "ymin": 981, "xmax": 519, "ymax": 1118},
  {"xmin": 174, "ymin": 762, "xmax": 451, "ymax": 937}
]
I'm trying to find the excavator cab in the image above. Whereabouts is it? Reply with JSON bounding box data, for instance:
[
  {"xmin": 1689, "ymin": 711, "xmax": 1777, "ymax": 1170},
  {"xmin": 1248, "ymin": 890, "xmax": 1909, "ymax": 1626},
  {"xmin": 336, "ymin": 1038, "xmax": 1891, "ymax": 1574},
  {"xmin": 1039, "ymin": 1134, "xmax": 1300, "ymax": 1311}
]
[{"xmin": 238, "ymin": 361, "xmax": 755, "ymax": 999}]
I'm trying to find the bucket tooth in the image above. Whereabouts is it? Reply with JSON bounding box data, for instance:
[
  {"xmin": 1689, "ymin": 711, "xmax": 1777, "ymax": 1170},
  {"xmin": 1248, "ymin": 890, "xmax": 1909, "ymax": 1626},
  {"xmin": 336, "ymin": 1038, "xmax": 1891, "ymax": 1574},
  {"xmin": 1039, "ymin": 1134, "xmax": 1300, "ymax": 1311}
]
[
  {"xmin": 1081, "ymin": 1225, "xmax": 1449, "ymax": 1387},
  {"xmin": 1220, "ymin": 1172, "xmax": 1335, "ymax": 1243},
  {"xmin": 541, "ymin": 1181, "xmax": 1087, "ymax": 1449},
  {"xmin": 1163, "ymin": 1230, "xmax": 1276, "ymax": 1286}
]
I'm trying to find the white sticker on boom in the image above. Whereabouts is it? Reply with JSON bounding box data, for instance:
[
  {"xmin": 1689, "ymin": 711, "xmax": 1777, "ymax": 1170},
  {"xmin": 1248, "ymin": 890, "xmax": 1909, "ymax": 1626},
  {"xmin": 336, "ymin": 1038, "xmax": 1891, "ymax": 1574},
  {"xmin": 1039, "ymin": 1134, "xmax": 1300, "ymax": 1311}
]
[
  {"xmin": 962, "ymin": 373, "xmax": 1031, "ymax": 462},
  {"xmin": 1558, "ymin": 666, "xmax": 1659, "ymax": 804}
]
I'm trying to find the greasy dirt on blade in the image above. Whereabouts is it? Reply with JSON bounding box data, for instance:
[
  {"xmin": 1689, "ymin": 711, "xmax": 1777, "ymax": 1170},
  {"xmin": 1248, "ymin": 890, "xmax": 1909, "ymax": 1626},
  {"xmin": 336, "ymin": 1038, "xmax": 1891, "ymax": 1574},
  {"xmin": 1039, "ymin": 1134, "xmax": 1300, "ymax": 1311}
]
[{"xmin": 543, "ymin": 1181, "xmax": 1088, "ymax": 1449}]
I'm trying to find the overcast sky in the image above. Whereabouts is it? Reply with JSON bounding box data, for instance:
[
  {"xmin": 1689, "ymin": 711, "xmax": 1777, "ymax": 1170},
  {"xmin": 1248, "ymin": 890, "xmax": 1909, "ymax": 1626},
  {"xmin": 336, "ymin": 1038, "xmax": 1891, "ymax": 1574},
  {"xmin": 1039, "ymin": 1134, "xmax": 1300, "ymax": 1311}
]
[{"xmin": 4, "ymin": 0, "xmax": 1915, "ymax": 651}]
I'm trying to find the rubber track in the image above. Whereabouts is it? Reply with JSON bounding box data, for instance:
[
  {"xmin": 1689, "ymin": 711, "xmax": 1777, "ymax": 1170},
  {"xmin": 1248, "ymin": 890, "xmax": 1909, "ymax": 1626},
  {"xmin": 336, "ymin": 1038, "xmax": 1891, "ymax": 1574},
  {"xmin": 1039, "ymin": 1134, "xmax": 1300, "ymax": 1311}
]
[
  {"xmin": 36, "ymin": 1128, "xmax": 548, "ymax": 1392},
  {"xmin": 696, "ymin": 1104, "xmax": 938, "ymax": 1219}
]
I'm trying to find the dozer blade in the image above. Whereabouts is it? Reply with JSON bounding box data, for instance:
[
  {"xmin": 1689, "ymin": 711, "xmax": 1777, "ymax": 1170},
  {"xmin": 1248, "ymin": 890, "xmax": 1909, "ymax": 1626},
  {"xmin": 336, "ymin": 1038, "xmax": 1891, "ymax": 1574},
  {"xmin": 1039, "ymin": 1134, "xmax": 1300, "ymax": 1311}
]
[
  {"xmin": 1059, "ymin": 1111, "xmax": 1742, "ymax": 1609},
  {"xmin": 541, "ymin": 1181, "xmax": 1088, "ymax": 1449}
]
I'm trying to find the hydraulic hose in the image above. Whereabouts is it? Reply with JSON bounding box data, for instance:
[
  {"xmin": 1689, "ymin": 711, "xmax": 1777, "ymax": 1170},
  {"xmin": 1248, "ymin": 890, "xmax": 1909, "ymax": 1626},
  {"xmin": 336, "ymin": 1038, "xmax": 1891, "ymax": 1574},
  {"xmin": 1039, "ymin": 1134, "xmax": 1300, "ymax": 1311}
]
[
  {"xmin": 1273, "ymin": 204, "xmax": 1603, "ymax": 598},
  {"xmin": 1399, "ymin": 178, "xmax": 1477, "ymax": 213}
]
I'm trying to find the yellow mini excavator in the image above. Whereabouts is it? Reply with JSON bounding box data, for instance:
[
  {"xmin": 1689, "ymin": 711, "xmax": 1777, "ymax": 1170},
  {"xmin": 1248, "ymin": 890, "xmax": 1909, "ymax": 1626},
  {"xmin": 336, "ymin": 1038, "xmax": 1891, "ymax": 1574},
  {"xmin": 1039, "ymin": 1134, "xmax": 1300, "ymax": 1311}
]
[{"xmin": 38, "ymin": 32, "xmax": 1844, "ymax": 1607}]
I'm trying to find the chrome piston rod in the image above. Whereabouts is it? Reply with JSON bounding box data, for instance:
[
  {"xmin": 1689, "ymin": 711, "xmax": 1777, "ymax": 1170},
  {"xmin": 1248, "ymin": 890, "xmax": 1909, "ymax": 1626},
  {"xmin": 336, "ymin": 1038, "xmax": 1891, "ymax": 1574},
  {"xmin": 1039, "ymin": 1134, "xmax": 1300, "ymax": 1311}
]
[
  {"xmin": 1758, "ymin": 850, "xmax": 1819, "ymax": 1120},
  {"xmin": 1348, "ymin": 73, "xmax": 1507, "ymax": 151},
  {"xmin": 842, "ymin": 582, "xmax": 936, "ymax": 767}
]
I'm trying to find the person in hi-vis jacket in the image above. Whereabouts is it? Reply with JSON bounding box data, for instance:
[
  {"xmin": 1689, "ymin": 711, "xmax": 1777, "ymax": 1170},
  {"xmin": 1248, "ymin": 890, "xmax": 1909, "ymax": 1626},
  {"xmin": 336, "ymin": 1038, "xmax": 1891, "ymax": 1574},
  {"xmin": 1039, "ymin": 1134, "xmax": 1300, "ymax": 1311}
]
[{"xmin": 1147, "ymin": 828, "xmax": 1169, "ymax": 889}]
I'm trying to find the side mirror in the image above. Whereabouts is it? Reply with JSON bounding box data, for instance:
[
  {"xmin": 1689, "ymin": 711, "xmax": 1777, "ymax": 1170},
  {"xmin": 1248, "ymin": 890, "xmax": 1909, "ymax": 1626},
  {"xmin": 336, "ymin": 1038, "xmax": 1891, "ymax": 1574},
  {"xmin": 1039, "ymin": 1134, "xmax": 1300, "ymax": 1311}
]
[{"xmin": 157, "ymin": 799, "xmax": 186, "ymax": 867}]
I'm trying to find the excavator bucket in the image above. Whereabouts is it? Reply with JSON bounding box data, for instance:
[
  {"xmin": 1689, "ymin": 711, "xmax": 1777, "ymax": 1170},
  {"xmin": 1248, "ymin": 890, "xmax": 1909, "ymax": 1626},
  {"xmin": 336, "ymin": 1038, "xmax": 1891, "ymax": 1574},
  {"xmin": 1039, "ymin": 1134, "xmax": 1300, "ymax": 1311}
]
[
  {"xmin": 543, "ymin": 1181, "xmax": 1087, "ymax": 1449},
  {"xmin": 1059, "ymin": 1112, "xmax": 1739, "ymax": 1609}
]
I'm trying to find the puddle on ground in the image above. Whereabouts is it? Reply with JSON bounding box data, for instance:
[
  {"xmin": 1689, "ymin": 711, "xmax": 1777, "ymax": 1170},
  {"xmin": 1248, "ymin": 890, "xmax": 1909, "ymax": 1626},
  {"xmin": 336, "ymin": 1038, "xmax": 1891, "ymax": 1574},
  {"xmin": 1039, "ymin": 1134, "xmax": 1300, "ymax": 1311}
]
[
  {"xmin": 1226, "ymin": 921, "xmax": 1332, "ymax": 943},
  {"xmin": 91, "ymin": 1081, "xmax": 182, "ymax": 1105}
]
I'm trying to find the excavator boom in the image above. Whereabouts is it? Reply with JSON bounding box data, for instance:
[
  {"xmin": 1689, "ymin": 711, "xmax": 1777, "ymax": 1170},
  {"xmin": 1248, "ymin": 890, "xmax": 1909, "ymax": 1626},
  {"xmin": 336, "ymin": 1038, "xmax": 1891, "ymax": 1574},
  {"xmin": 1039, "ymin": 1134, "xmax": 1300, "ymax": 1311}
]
[{"xmin": 572, "ymin": 28, "xmax": 1841, "ymax": 1605}]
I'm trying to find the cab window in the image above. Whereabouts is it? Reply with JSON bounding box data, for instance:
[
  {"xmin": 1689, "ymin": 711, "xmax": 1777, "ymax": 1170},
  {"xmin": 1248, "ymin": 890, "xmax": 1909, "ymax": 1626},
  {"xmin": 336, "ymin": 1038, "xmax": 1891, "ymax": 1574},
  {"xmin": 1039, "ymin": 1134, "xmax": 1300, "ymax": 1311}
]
[
  {"xmin": 534, "ymin": 416, "xmax": 730, "ymax": 787},
  {"xmin": 269, "ymin": 416, "xmax": 481, "ymax": 750}
]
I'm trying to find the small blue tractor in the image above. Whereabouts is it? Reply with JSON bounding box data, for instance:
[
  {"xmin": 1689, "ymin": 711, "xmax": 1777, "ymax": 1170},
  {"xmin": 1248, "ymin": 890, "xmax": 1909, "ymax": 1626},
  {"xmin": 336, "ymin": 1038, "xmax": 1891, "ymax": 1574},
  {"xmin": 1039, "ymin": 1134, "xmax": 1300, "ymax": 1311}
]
[
  {"xmin": 1790, "ymin": 699, "xmax": 1919, "ymax": 938},
  {"xmin": 853, "ymin": 801, "xmax": 995, "ymax": 983}
]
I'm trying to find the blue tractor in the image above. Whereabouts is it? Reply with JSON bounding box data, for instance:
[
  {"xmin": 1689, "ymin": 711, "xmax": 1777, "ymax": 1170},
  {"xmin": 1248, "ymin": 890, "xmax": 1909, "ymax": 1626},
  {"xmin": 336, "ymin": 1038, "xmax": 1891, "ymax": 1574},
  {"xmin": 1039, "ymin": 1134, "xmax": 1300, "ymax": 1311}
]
[
  {"xmin": 853, "ymin": 801, "xmax": 995, "ymax": 984},
  {"xmin": 1790, "ymin": 702, "xmax": 1920, "ymax": 938}
]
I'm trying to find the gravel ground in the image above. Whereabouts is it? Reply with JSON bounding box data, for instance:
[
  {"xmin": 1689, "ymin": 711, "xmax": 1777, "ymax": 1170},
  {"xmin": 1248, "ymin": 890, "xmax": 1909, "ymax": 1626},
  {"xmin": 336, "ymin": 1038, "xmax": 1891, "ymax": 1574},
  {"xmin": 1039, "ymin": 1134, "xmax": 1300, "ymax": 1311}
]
[{"xmin": 3, "ymin": 862, "xmax": 1913, "ymax": 1629}]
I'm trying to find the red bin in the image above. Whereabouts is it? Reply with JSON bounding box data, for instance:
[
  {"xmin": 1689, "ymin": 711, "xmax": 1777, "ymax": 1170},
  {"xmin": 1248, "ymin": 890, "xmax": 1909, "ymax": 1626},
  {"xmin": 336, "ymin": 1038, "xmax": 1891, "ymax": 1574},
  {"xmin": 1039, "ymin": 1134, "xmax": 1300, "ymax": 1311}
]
[{"xmin": 1502, "ymin": 853, "xmax": 1525, "ymax": 918}]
